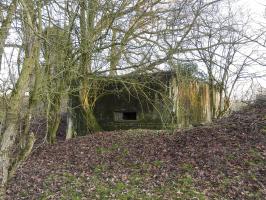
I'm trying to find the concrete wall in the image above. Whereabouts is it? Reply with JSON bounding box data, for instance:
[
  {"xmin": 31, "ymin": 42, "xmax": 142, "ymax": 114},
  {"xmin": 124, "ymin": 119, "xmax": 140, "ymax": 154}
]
[
  {"xmin": 170, "ymin": 79, "xmax": 215, "ymax": 128},
  {"xmin": 93, "ymin": 74, "xmax": 218, "ymax": 130},
  {"xmin": 93, "ymin": 81, "xmax": 174, "ymax": 130}
]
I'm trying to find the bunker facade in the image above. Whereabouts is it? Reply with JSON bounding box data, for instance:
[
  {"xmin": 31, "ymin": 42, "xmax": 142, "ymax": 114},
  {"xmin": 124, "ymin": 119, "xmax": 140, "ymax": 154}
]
[{"xmin": 93, "ymin": 71, "xmax": 219, "ymax": 130}]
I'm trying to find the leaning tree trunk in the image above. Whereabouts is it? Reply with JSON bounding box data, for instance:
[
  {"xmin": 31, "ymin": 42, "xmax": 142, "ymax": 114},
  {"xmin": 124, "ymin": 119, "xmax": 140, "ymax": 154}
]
[
  {"xmin": 0, "ymin": 0, "xmax": 39, "ymax": 196},
  {"xmin": 0, "ymin": 53, "xmax": 36, "ymax": 197}
]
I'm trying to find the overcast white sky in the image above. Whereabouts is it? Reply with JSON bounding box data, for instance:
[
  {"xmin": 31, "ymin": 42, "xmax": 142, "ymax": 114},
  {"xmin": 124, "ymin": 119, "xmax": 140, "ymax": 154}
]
[
  {"xmin": 240, "ymin": 0, "xmax": 265, "ymax": 12},
  {"xmin": 235, "ymin": 0, "xmax": 266, "ymax": 95},
  {"xmin": 0, "ymin": 0, "xmax": 265, "ymax": 96},
  {"xmin": 241, "ymin": 0, "xmax": 265, "ymax": 17}
]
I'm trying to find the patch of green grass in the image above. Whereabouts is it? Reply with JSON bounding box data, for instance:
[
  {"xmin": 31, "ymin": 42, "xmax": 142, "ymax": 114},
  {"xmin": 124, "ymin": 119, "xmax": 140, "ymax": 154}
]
[
  {"xmin": 40, "ymin": 161, "xmax": 206, "ymax": 200},
  {"xmin": 219, "ymin": 176, "xmax": 232, "ymax": 190},
  {"xmin": 41, "ymin": 165, "xmax": 206, "ymax": 199},
  {"xmin": 226, "ymin": 153, "xmax": 237, "ymax": 161},
  {"xmin": 89, "ymin": 172, "xmax": 151, "ymax": 200},
  {"xmin": 116, "ymin": 148, "xmax": 130, "ymax": 162},
  {"xmin": 152, "ymin": 160, "xmax": 164, "ymax": 168},
  {"xmin": 89, "ymin": 164, "xmax": 206, "ymax": 200},
  {"xmin": 96, "ymin": 144, "xmax": 122, "ymax": 155},
  {"xmin": 154, "ymin": 174, "xmax": 206, "ymax": 200},
  {"xmin": 128, "ymin": 171, "xmax": 146, "ymax": 185},
  {"xmin": 41, "ymin": 172, "xmax": 85, "ymax": 200},
  {"xmin": 128, "ymin": 162, "xmax": 150, "ymax": 172},
  {"xmin": 19, "ymin": 190, "xmax": 29, "ymax": 199},
  {"xmin": 121, "ymin": 148, "xmax": 129, "ymax": 156},
  {"xmin": 93, "ymin": 164, "xmax": 108, "ymax": 175},
  {"xmin": 246, "ymin": 148, "xmax": 265, "ymax": 167},
  {"xmin": 245, "ymin": 188, "xmax": 265, "ymax": 199},
  {"xmin": 180, "ymin": 163, "xmax": 194, "ymax": 173}
]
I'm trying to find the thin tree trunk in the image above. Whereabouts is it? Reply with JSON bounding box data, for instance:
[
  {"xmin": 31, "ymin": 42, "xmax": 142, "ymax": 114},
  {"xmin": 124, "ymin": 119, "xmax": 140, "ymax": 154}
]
[
  {"xmin": 66, "ymin": 96, "xmax": 76, "ymax": 139},
  {"xmin": 0, "ymin": 0, "xmax": 17, "ymax": 70},
  {"xmin": 66, "ymin": 111, "xmax": 74, "ymax": 139},
  {"xmin": 47, "ymin": 94, "xmax": 61, "ymax": 144},
  {"xmin": 208, "ymin": 72, "xmax": 216, "ymax": 119}
]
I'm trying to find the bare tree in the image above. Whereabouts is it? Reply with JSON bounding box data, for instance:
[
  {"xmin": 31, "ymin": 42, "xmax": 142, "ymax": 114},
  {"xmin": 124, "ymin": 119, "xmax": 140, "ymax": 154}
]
[{"xmin": 188, "ymin": 1, "xmax": 255, "ymax": 117}]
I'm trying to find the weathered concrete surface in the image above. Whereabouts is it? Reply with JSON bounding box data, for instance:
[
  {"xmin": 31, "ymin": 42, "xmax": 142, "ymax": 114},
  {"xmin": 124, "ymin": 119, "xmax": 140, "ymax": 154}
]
[{"xmin": 256, "ymin": 90, "xmax": 266, "ymax": 105}]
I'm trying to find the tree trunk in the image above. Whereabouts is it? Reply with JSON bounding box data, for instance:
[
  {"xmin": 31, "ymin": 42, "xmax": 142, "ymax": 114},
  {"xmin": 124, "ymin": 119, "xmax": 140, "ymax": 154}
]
[
  {"xmin": 66, "ymin": 96, "xmax": 76, "ymax": 139},
  {"xmin": 75, "ymin": 0, "xmax": 101, "ymax": 135},
  {"xmin": 217, "ymin": 85, "xmax": 224, "ymax": 118},
  {"xmin": 47, "ymin": 93, "xmax": 61, "ymax": 144},
  {"xmin": 208, "ymin": 75, "xmax": 216, "ymax": 119},
  {"xmin": 69, "ymin": 88, "xmax": 101, "ymax": 136},
  {"xmin": 0, "ymin": 53, "xmax": 36, "ymax": 197},
  {"xmin": 0, "ymin": 0, "xmax": 38, "ymax": 195},
  {"xmin": 66, "ymin": 111, "xmax": 74, "ymax": 139},
  {"xmin": 0, "ymin": 0, "xmax": 18, "ymax": 70}
]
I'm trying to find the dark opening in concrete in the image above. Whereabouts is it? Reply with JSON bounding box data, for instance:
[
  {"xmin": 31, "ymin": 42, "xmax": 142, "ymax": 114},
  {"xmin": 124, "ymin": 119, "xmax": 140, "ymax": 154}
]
[{"xmin": 123, "ymin": 112, "xmax": 137, "ymax": 120}]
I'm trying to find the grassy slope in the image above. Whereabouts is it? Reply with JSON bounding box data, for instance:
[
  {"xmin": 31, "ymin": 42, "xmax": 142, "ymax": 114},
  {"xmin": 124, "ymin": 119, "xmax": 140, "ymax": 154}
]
[{"xmin": 7, "ymin": 103, "xmax": 266, "ymax": 199}]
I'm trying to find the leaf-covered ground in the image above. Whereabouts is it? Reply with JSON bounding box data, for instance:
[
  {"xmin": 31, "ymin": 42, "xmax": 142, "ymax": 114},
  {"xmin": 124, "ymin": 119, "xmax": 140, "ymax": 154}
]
[{"xmin": 6, "ymin": 103, "xmax": 266, "ymax": 199}]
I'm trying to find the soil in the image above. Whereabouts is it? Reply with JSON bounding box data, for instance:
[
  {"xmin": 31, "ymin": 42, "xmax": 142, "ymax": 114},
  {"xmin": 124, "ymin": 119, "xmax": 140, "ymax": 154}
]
[{"xmin": 6, "ymin": 102, "xmax": 266, "ymax": 199}]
